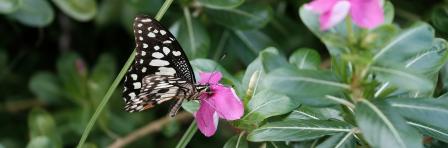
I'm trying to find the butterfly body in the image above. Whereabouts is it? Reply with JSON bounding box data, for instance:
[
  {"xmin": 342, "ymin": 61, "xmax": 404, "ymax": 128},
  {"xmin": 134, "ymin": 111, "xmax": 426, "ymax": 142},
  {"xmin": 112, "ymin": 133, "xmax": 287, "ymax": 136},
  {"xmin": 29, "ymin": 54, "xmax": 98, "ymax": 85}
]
[{"xmin": 123, "ymin": 15, "xmax": 208, "ymax": 116}]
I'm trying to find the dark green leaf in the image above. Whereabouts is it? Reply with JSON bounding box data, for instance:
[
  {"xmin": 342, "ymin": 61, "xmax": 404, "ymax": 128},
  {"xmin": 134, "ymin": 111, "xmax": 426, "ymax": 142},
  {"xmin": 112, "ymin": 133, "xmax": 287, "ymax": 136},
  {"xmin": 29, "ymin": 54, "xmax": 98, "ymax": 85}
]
[
  {"xmin": 170, "ymin": 17, "xmax": 210, "ymax": 58},
  {"xmin": 355, "ymin": 100, "xmax": 423, "ymax": 148},
  {"xmin": 285, "ymin": 106, "xmax": 342, "ymax": 121},
  {"xmin": 88, "ymin": 54, "xmax": 116, "ymax": 103},
  {"xmin": 223, "ymin": 134, "xmax": 248, "ymax": 148},
  {"xmin": 289, "ymin": 48, "xmax": 321, "ymax": 70},
  {"xmin": 0, "ymin": 0, "xmax": 21, "ymax": 14},
  {"xmin": 371, "ymin": 66, "xmax": 432, "ymax": 92},
  {"xmin": 388, "ymin": 97, "xmax": 448, "ymax": 142},
  {"xmin": 226, "ymin": 30, "xmax": 276, "ymax": 64},
  {"xmin": 198, "ymin": 0, "xmax": 244, "ymax": 9},
  {"xmin": 8, "ymin": 0, "xmax": 54, "ymax": 27},
  {"xmin": 207, "ymin": 4, "xmax": 272, "ymax": 30},
  {"xmin": 29, "ymin": 72, "xmax": 62, "ymax": 104},
  {"xmin": 247, "ymin": 119, "xmax": 352, "ymax": 142},
  {"xmin": 52, "ymin": 0, "xmax": 97, "ymax": 21},
  {"xmin": 260, "ymin": 47, "xmax": 288, "ymax": 73},
  {"xmin": 242, "ymin": 90, "xmax": 298, "ymax": 125},
  {"xmin": 316, "ymin": 132, "xmax": 355, "ymax": 148},
  {"xmin": 265, "ymin": 67, "xmax": 349, "ymax": 106},
  {"xmin": 57, "ymin": 53, "xmax": 87, "ymax": 104},
  {"xmin": 431, "ymin": 6, "xmax": 448, "ymax": 33},
  {"xmin": 371, "ymin": 23, "xmax": 434, "ymax": 65}
]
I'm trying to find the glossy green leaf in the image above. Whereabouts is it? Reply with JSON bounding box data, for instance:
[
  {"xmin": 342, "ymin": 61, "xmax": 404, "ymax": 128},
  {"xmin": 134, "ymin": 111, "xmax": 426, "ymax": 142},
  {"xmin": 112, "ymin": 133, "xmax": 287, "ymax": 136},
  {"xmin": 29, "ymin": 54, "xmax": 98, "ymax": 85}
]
[
  {"xmin": 170, "ymin": 17, "xmax": 210, "ymax": 58},
  {"xmin": 355, "ymin": 100, "xmax": 423, "ymax": 148},
  {"xmin": 260, "ymin": 47, "xmax": 288, "ymax": 73},
  {"xmin": 199, "ymin": 0, "xmax": 244, "ymax": 9},
  {"xmin": 265, "ymin": 67, "xmax": 349, "ymax": 106},
  {"xmin": 316, "ymin": 132, "xmax": 355, "ymax": 148},
  {"xmin": 388, "ymin": 98, "xmax": 448, "ymax": 142},
  {"xmin": 404, "ymin": 38, "xmax": 448, "ymax": 75},
  {"xmin": 0, "ymin": 0, "xmax": 21, "ymax": 13},
  {"xmin": 285, "ymin": 106, "xmax": 342, "ymax": 121},
  {"xmin": 431, "ymin": 6, "xmax": 448, "ymax": 33},
  {"xmin": 207, "ymin": 4, "xmax": 272, "ymax": 30},
  {"xmin": 241, "ymin": 90, "xmax": 298, "ymax": 125},
  {"xmin": 29, "ymin": 72, "xmax": 62, "ymax": 104},
  {"xmin": 223, "ymin": 134, "xmax": 248, "ymax": 148},
  {"xmin": 8, "ymin": 0, "xmax": 54, "ymax": 27},
  {"xmin": 371, "ymin": 23, "xmax": 434, "ymax": 65},
  {"xmin": 52, "ymin": 0, "xmax": 97, "ymax": 21},
  {"xmin": 289, "ymin": 48, "xmax": 321, "ymax": 70},
  {"xmin": 371, "ymin": 66, "xmax": 432, "ymax": 92},
  {"xmin": 226, "ymin": 30, "xmax": 276, "ymax": 64},
  {"xmin": 247, "ymin": 119, "xmax": 352, "ymax": 142},
  {"xmin": 181, "ymin": 100, "xmax": 199, "ymax": 113}
]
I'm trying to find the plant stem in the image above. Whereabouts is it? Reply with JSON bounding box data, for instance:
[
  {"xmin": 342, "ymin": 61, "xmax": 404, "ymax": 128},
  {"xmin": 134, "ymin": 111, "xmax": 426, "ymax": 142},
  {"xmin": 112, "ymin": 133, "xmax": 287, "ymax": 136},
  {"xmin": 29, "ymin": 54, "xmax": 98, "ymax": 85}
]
[
  {"xmin": 76, "ymin": 0, "xmax": 175, "ymax": 147},
  {"xmin": 175, "ymin": 121, "xmax": 198, "ymax": 148}
]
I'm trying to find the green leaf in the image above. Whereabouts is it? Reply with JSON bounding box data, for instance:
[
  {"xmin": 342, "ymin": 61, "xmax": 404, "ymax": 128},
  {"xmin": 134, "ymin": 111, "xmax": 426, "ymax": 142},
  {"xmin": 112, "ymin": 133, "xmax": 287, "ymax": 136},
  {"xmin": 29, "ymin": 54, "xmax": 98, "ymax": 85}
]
[
  {"xmin": 223, "ymin": 134, "xmax": 248, "ymax": 148},
  {"xmin": 29, "ymin": 72, "xmax": 62, "ymax": 104},
  {"xmin": 289, "ymin": 48, "xmax": 321, "ymax": 70},
  {"xmin": 285, "ymin": 106, "xmax": 342, "ymax": 121},
  {"xmin": 265, "ymin": 67, "xmax": 349, "ymax": 106},
  {"xmin": 371, "ymin": 23, "xmax": 434, "ymax": 65},
  {"xmin": 388, "ymin": 98, "xmax": 448, "ymax": 142},
  {"xmin": 431, "ymin": 6, "xmax": 448, "ymax": 33},
  {"xmin": 355, "ymin": 100, "xmax": 423, "ymax": 148},
  {"xmin": 207, "ymin": 3, "xmax": 272, "ymax": 30},
  {"xmin": 404, "ymin": 38, "xmax": 448, "ymax": 75},
  {"xmin": 198, "ymin": 0, "xmax": 244, "ymax": 9},
  {"xmin": 242, "ymin": 90, "xmax": 298, "ymax": 125},
  {"xmin": 0, "ymin": 0, "xmax": 21, "ymax": 14},
  {"xmin": 383, "ymin": 2, "xmax": 395, "ymax": 24},
  {"xmin": 247, "ymin": 119, "xmax": 352, "ymax": 142},
  {"xmin": 371, "ymin": 66, "xmax": 432, "ymax": 92},
  {"xmin": 26, "ymin": 136, "xmax": 56, "ymax": 148},
  {"xmin": 362, "ymin": 25, "xmax": 399, "ymax": 52},
  {"xmin": 88, "ymin": 54, "xmax": 116, "ymax": 103},
  {"xmin": 316, "ymin": 132, "xmax": 355, "ymax": 148},
  {"xmin": 28, "ymin": 108, "xmax": 56, "ymax": 138},
  {"xmin": 226, "ymin": 30, "xmax": 276, "ymax": 64},
  {"xmin": 181, "ymin": 100, "xmax": 199, "ymax": 113},
  {"xmin": 260, "ymin": 47, "xmax": 288, "ymax": 73},
  {"xmin": 52, "ymin": 0, "xmax": 97, "ymax": 21},
  {"xmin": 57, "ymin": 53, "xmax": 87, "ymax": 104},
  {"xmin": 170, "ymin": 17, "xmax": 210, "ymax": 58},
  {"xmin": 8, "ymin": 0, "xmax": 54, "ymax": 27}
]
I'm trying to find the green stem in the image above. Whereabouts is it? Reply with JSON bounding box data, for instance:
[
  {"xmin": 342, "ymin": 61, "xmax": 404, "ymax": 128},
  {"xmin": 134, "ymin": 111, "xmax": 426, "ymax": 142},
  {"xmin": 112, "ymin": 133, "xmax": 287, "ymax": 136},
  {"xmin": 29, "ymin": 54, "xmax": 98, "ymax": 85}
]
[
  {"xmin": 345, "ymin": 17, "xmax": 355, "ymax": 44},
  {"xmin": 175, "ymin": 120, "xmax": 198, "ymax": 148},
  {"xmin": 76, "ymin": 0, "xmax": 175, "ymax": 147}
]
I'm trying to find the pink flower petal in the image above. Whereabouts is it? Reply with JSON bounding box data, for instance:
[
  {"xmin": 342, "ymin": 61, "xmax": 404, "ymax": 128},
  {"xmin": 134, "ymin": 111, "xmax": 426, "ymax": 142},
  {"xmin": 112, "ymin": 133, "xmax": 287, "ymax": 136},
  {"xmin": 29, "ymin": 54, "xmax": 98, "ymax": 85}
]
[
  {"xmin": 199, "ymin": 72, "xmax": 222, "ymax": 85},
  {"xmin": 349, "ymin": 0, "xmax": 384, "ymax": 29},
  {"xmin": 195, "ymin": 99, "xmax": 218, "ymax": 137},
  {"xmin": 305, "ymin": 0, "xmax": 340, "ymax": 14},
  {"xmin": 320, "ymin": 1, "xmax": 351, "ymax": 30},
  {"xmin": 210, "ymin": 86, "xmax": 244, "ymax": 120}
]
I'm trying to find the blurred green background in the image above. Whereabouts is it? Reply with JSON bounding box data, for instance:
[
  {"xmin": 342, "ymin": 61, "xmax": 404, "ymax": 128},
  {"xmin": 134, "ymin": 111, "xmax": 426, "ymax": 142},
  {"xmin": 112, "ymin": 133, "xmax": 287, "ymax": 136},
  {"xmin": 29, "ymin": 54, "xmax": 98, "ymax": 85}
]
[{"xmin": 1, "ymin": 0, "xmax": 448, "ymax": 147}]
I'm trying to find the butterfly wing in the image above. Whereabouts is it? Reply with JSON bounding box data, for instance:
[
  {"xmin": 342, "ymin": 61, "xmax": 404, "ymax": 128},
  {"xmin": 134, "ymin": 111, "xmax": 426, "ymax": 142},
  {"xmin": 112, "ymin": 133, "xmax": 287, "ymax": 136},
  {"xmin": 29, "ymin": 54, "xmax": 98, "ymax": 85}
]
[{"xmin": 123, "ymin": 15, "xmax": 197, "ymax": 113}]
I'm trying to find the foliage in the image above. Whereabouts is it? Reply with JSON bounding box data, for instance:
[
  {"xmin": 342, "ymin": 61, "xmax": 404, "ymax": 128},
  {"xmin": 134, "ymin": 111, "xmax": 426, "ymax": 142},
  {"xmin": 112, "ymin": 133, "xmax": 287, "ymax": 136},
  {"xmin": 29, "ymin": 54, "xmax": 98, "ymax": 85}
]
[{"xmin": 2, "ymin": 0, "xmax": 448, "ymax": 147}]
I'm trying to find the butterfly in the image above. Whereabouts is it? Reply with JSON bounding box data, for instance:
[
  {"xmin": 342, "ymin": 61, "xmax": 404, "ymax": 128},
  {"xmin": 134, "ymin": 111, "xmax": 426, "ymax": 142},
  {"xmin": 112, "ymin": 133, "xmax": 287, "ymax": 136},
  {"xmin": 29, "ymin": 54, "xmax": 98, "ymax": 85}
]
[{"xmin": 122, "ymin": 15, "xmax": 210, "ymax": 117}]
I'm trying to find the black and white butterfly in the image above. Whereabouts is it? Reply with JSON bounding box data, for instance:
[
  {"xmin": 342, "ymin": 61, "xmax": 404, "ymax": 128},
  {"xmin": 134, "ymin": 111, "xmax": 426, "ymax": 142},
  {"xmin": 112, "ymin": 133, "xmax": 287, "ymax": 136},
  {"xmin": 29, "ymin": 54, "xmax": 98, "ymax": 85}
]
[{"xmin": 123, "ymin": 15, "xmax": 209, "ymax": 116}]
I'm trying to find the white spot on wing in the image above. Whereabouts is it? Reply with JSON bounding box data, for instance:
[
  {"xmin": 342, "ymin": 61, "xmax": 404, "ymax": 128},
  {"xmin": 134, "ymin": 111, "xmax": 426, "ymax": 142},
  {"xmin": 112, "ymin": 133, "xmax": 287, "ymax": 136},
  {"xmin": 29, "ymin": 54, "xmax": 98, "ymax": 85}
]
[
  {"xmin": 149, "ymin": 59, "xmax": 169, "ymax": 66},
  {"xmin": 141, "ymin": 51, "xmax": 146, "ymax": 56},
  {"xmin": 129, "ymin": 92, "xmax": 136, "ymax": 100},
  {"xmin": 143, "ymin": 43, "xmax": 148, "ymax": 48},
  {"xmin": 152, "ymin": 52, "xmax": 164, "ymax": 58},
  {"xmin": 163, "ymin": 40, "xmax": 172, "ymax": 44},
  {"xmin": 139, "ymin": 37, "xmax": 143, "ymax": 41},
  {"xmin": 156, "ymin": 67, "xmax": 176, "ymax": 75},
  {"xmin": 137, "ymin": 23, "xmax": 142, "ymax": 27},
  {"xmin": 163, "ymin": 47, "xmax": 170, "ymax": 55},
  {"xmin": 160, "ymin": 30, "xmax": 166, "ymax": 35},
  {"xmin": 154, "ymin": 46, "xmax": 160, "ymax": 50},
  {"xmin": 131, "ymin": 74, "xmax": 137, "ymax": 80},
  {"xmin": 138, "ymin": 30, "xmax": 142, "ymax": 33},
  {"xmin": 133, "ymin": 82, "xmax": 141, "ymax": 89},
  {"xmin": 173, "ymin": 51, "xmax": 181, "ymax": 56},
  {"xmin": 141, "ymin": 18, "xmax": 152, "ymax": 22},
  {"xmin": 139, "ymin": 59, "xmax": 144, "ymax": 64},
  {"xmin": 148, "ymin": 32, "xmax": 156, "ymax": 38},
  {"xmin": 142, "ymin": 67, "xmax": 147, "ymax": 72}
]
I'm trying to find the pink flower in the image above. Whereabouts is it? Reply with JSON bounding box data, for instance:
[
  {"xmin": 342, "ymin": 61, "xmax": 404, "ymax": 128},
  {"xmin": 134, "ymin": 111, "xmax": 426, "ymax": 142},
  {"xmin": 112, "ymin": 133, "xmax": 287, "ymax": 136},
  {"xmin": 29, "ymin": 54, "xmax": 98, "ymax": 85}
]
[
  {"xmin": 194, "ymin": 72, "xmax": 244, "ymax": 137},
  {"xmin": 305, "ymin": 0, "xmax": 384, "ymax": 30}
]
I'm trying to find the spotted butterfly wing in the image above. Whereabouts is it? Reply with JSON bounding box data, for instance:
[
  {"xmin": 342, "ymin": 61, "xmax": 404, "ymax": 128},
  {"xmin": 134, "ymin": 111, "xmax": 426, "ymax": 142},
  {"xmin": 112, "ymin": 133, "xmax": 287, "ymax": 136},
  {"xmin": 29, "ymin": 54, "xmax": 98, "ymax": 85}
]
[{"xmin": 123, "ymin": 15, "xmax": 200, "ymax": 116}]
